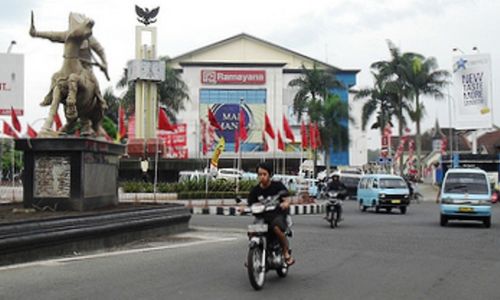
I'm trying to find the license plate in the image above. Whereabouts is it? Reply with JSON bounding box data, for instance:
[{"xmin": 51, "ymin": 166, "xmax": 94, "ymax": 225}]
[
  {"xmin": 458, "ymin": 207, "xmax": 474, "ymax": 213},
  {"xmin": 248, "ymin": 224, "xmax": 268, "ymax": 233},
  {"xmin": 391, "ymin": 200, "xmax": 401, "ymax": 204}
]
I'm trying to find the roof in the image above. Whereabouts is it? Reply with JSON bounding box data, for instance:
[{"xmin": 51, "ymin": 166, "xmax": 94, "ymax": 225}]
[{"xmin": 169, "ymin": 33, "xmax": 360, "ymax": 73}]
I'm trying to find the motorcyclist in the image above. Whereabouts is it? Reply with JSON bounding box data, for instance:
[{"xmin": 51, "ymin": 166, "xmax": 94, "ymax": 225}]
[
  {"xmin": 247, "ymin": 162, "xmax": 295, "ymax": 266},
  {"xmin": 325, "ymin": 174, "xmax": 346, "ymax": 219}
]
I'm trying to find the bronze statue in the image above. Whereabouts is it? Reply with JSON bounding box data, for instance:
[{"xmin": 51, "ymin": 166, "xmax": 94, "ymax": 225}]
[{"xmin": 30, "ymin": 11, "xmax": 109, "ymax": 137}]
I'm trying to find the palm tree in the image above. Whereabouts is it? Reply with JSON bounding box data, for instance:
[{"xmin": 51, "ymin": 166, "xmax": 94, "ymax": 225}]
[
  {"xmin": 401, "ymin": 56, "xmax": 450, "ymax": 176},
  {"xmin": 288, "ymin": 64, "xmax": 343, "ymax": 177},
  {"xmin": 316, "ymin": 94, "xmax": 353, "ymax": 175},
  {"xmin": 116, "ymin": 56, "xmax": 190, "ymax": 122},
  {"xmin": 371, "ymin": 40, "xmax": 418, "ymax": 174}
]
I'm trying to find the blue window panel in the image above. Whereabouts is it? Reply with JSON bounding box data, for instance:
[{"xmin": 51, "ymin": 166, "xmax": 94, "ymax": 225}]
[{"xmin": 200, "ymin": 89, "xmax": 266, "ymax": 104}]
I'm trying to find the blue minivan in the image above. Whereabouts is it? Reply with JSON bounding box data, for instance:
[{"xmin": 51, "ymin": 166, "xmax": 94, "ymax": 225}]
[
  {"xmin": 439, "ymin": 168, "xmax": 492, "ymax": 228},
  {"xmin": 357, "ymin": 174, "xmax": 410, "ymax": 214}
]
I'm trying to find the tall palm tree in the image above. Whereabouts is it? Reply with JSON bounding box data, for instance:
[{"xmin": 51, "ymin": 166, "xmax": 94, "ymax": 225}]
[
  {"xmin": 288, "ymin": 63, "xmax": 344, "ymax": 177},
  {"xmin": 401, "ymin": 56, "xmax": 450, "ymax": 176},
  {"xmin": 116, "ymin": 56, "xmax": 190, "ymax": 122},
  {"xmin": 371, "ymin": 40, "xmax": 418, "ymax": 174},
  {"xmin": 316, "ymin": 94, "xmax": 353, "ymax": 174}
]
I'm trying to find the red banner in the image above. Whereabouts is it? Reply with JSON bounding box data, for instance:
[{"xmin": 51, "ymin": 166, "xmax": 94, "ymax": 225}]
[{"xmin": 201, "ymin": 70, "xmax": 266, "ymax": 85}]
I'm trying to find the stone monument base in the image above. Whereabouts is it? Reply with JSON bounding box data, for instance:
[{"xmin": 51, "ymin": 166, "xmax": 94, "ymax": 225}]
[{"xmin": 15, "ymin": 138, "xmax": 126, "ymax": 211}]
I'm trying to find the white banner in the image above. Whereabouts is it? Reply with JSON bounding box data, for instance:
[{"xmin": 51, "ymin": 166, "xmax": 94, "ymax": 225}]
[
  {"xmin": 452, "ymin": 53, "xmax": 492, "ymax": 129},
  {"xmin": 0, "ymin": 53, "xmax": 24, "ymax": 115}
]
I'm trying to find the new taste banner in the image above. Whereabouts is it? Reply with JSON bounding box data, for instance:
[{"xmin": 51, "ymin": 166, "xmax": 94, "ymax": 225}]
[{"xmin": 452, "ymin": 53, "xmax": 493, "ymax": 129}]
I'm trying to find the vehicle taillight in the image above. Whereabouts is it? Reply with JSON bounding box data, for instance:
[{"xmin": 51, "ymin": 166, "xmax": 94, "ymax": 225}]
[{"xmin": 491, "ymin": 192, "xmax": 498, "ymax": 203}]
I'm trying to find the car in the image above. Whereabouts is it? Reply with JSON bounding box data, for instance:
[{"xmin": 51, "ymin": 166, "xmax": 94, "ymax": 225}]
[
  {"xmin": 178, "ymin": 170, "xmax": 213, "ymax": 182},
  {"xmin": 357, "ymin": 174, "xmax": 410, "ymax": 214},
  {"xmin": 216, "ymin": 168, "xmax": 243, "ymax": 181},
  {"xmin": 438, "ymin": 168, "xmax": 492, "ymax": 228}
]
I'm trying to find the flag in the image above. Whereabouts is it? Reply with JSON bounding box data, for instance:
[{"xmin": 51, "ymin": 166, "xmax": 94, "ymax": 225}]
[
  {"xmin": 27, "ymin": 125, "xmax": 38, "ymax": 138},
  {"xmin": 10, "ymin": 106, "xmax": 21, "ymax": 132},
  {"xmin": 201, "ymin": 119, "xmax": 208, "ymax": 155},
  {"xmin": 208, "ymin": 107, "xmax": 222, "ymax": 130},
  {"xmin": 441, "ymin": 137, "xmax": 448, "ymax": 156},
  {"xmin": 283, "ymin": 115, "xmax": 295, "ymax": 143},
  {"xmin": 277, "ymin": 130, "xmax": 285, "ymax": 151},
  {"xmin": 117, "ymin": 105, "xmax": 126, "ymax": 140},
  {"xmin": 239, "ymin": 109, "xmax": 248, "ymax": 141},
  {"xmin": 264, "ymin": 113, "xmax": 275, "ymax": 139},
  {"xmin": 234, "ymin": 130, "xmax": 240, "ymax": 153},
  {"xmin": 3, "ymin": 121, "xmax": 18, "ymax": 138},
  {"xmin": 309, "ymin": 123, "xmax": 316, "ymax": 150},
  {"xmin": 54, "ymin": 112, "xmax": 62, "ymax": 131},
  {"xmin": 210, "ymin": 137, "xmax": 225, "ymax": 169},
  {"xmin": 158, "ymin": 108, "xmax": 175, "ymax": 131},
  {"xmin": 262, "ymin": 131, "xmax": 269, "ymax": 152},
  {"xmin": 300, "ymin": 121, "xmax": 308, "ymax": 149},
  {"xmin": 315, "ymin": 122, "xmax": 321, "ymax": 148}
]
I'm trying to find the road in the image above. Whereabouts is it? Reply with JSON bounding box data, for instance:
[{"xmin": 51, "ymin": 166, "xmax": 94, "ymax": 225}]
[{"xmin": 1, "ymin": 200, "xmax": 500, "ymax": 300}]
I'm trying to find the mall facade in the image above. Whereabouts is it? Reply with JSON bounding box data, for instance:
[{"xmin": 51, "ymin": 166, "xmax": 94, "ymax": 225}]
[{"xmin": 168, "ymin": 33, "xmax": 367, "ymax": 172}]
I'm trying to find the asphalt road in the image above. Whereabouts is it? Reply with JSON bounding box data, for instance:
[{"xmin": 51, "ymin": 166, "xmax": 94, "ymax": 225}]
[{"xmin": 1, "ymin": 200, "xmax": 500, "ymax": 300}]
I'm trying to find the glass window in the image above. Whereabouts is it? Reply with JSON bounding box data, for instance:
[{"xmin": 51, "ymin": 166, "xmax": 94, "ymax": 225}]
[
  {"xmin": 379, "ymin": 178, "xmax": 407, "ymax": 189},
  {"xmin": 444, "ymin": 173, "xmax": 489, "ymax": 194}
]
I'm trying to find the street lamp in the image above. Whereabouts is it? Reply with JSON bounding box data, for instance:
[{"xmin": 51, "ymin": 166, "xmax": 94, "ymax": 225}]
[
  {"xmin": 452, "ymin": 47, "xmax": 464, "ymax": 54},
  {"xmin": 472, "ymin": 46, "xmax": 480, "ymax": 53}
]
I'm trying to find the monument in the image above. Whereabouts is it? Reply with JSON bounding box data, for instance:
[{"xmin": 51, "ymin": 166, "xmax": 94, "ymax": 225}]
[{"xmin": 15, "ymin": 11, "xmax": 125, "ymax": 211}]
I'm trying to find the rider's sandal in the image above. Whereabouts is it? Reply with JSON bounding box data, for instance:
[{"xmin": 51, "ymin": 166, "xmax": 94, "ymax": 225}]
[{"xmin": 285, "ymin": 256, "xmax": 295, "ymax": 266}]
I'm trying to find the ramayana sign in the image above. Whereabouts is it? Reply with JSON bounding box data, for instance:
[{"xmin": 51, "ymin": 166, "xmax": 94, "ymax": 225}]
[{"xmin": 201, "ymin": 70, "xmax": 265, "ymax": 85}]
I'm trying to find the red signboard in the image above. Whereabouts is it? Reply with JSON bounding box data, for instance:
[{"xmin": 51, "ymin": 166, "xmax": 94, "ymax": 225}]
[
  {"xmin": 201, "ymin": 70, "xmax": 266, "ymax": 85},
  {"xmin": 158, "ymin": 123, "xmax": 187, "ymax": 147}
]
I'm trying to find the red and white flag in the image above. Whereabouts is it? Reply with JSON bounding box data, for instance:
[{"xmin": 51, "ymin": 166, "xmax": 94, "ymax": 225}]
[
  {"xmin": 10, "ymin": 106, "xmax": 21, "ymax": 132},
  {"xmin": 264, "ymin": 113, "xmax": 275, "ymax": 139},
  {"xmin": 3, "ymin": 121, "xmax": 18, "ymax": 138},
  {"xmin": 277, "ymin": 129, "xmax": 285, "ymax": 151},
  {"xmin": 300, "ymin": 121, "xmax": 308, "ymax": 149},
  {"xmin": 283, "ymin": 115, "xmax": 295, "ymax": 143},
  {"xmin": 158, "ymin": 108, "xmax": 175, "ymax": 131},
  {"xmin": 27, "ymin": 125, "xmax": 38, "ymax": 138},
  {"xmin": 208, "ymin": 107, "xmax": 222, "ymax": 130},
  {"xmin": 54, "ymin": 112, "xmax": 63, "ymax": 131},
  {"xmin": 262, "ymin": 131, "xmax": 269, "ymax": 152}
]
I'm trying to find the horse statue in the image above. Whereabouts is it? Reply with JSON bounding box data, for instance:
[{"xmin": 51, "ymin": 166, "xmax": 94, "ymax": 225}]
[{"xmin": 30, "ymin": 11, "xmax": 109, "ymax": 137}]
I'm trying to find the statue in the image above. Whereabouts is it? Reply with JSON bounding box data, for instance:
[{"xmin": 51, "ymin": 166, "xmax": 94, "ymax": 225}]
[
  {"xmin": 135, "ymin": 5, "xmax": 160, "ymax": 26},
  {"xmin": 30, "ymin": 11, "xmax": 109, "ymax": 137}
]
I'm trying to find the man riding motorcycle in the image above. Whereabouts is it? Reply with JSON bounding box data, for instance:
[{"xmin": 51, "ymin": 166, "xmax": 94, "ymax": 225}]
[
  {"xmin": 325, "ymin": 174, "xmax": 346, "ymax": 219},
  {"xmin": 247, "ymin": 162, "xmax": 295, "ymax": 266}
]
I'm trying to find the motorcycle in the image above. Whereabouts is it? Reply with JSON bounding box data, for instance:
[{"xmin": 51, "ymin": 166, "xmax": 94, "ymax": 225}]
[
  {"xmin": 325, "ymin": 190, "xmax": 344, "ymax": 228},
  {"xmin": 237, "ymin": 191, "xmax": 292, "ymax": 290}
]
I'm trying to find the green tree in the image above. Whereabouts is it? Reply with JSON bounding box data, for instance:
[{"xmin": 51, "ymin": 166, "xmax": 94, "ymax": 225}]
[
  {"xmin": 288, "ymin": 64, "xmax": 343, "ymax": 177},
  {"xmin": 401, "ymin": 56, "xmax": 450, "ymax": 176}
]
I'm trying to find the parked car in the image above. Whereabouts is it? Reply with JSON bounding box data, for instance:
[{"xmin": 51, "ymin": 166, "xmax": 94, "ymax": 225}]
[
  {"xmin": 438, "ymin": 168, "xmax": 492, "ymax": 228},
  {"xmin": 216, "ymin": 168, "xmax": 243, "ymax": 181},
  {"xmin": 178, "ymin": 170, "xmax": 212, "ymax": 182},
  {"xmin": 357, "ymin": 174, "xmax": 410, "ymax": 214}
]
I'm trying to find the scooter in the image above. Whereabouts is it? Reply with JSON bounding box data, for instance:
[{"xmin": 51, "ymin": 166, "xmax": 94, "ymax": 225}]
[
  {"xmin": 237, "ymin": 191, "xmax": 292, "ymax": 291},
  {"xmin": 325, "ymin": 190, "xmax": 344, "ymax": 228}
]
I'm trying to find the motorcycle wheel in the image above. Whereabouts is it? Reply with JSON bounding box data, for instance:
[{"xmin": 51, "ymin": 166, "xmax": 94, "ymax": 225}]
[
  {"xmin": 329, "ymin": 210, "xmax": 337, "ymax": 228},
  {"xmin": 247, "ymin": 247, "xmax": 266, "ymax": 290}
]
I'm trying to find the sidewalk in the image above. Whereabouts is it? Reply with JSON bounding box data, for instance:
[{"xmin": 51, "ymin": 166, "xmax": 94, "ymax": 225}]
[{"xmin": 415, "ymin": 183, "xmax": 439, "ymax": 202}]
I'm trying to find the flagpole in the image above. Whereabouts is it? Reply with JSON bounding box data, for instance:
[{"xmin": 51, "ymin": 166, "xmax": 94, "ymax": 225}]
[{"xmin": 237, "ymin": 97, "xmax": 244, "ymax": 195}]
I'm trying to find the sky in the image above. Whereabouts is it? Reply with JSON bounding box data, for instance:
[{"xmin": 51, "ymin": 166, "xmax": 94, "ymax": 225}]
[{"xmin": 0, "ymin": 0, "xmax": 499, "ymax": 149}]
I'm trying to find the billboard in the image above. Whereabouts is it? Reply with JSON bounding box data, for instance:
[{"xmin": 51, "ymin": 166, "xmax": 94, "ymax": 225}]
[
  {"xmin": 0, "ymin": 53, "xmax": 24, "ymax": 115},
  {"xmin": 452, "ymin": 53, "xmax": 492, "ymax": 129}
]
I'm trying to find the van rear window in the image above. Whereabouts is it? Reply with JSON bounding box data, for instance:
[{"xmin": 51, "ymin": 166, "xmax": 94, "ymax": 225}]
[
  {"xmin": 380, "ymin": 179, "xmax": 407, "ymax": 189},
  {"xmin": 444, "ymin": 173, "xmax": 488, "ymax": 194}
]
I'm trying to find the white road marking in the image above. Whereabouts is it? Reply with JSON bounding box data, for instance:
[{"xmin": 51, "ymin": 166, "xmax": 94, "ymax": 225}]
[{"xmin": 0, "ymin": 235, "xmax": 238, "ymax": 272}]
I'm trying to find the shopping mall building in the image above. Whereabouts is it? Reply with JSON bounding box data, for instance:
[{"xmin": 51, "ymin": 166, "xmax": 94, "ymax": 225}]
[{"xmin": 166, "ymin": 33, "xmax": 367, "ymax": 173}]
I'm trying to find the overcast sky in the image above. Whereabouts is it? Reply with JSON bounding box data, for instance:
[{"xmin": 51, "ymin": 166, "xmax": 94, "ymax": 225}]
[{"xmin": 1, "ymin": 0, "xmax": 499, "ymax": 148}]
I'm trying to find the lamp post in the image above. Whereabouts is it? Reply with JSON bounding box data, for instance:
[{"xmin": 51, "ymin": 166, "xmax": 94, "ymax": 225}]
[
  {"xmin": 236, "ymin": 97, "xmax": 244, "ymax": 194},
  {"xmin": 6, "ymin": 40, "xmax": 16, "ymax": 53}
]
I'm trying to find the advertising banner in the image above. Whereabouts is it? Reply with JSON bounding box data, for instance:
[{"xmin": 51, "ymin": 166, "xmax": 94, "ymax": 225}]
[
  {"xmin": 452, "ymin": 53, "xmax": 493, "ymax": 129},
  {"xmin": 0, "ymin": 53, "xmax": 24, "ymax": 115}
]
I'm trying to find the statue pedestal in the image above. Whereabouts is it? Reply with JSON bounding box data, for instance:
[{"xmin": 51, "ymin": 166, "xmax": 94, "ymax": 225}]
[{"xmin": 15, "ymin": 138, "xmax": 126, "ymax": 211}]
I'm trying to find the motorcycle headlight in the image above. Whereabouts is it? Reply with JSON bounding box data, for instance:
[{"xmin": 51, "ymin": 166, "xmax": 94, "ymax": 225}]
[
  {"xmin": 404, "ymin": 194, "xmax": 409, "ymax": 199},
  {"xmin": 251, "ymin": 204, "xmax": 265, "ymax": 214}
]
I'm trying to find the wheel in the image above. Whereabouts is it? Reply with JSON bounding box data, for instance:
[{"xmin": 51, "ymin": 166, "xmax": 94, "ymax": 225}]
[
  {"xmin": 400, "ymin": 206, "xmax": 407, "ymax": 214},
  {"xmin": 276, "ymin": 263, "xmax": 289, "ymax": 278},
  {"xmin": 375, "ymin": 206, "xmax": 380, "ymax": 213},
  {"xmin": 328, "ymin": 210, "xmax": 337, "ymax": 228},
  {"xmin": 385, "ymin": 207, "xmax": 392, "ymax": 213},
  {"xmin": 440, "ymin": 214, "xmax": 448, "ymax": 227},
  {"xmin": 247, "ymin": 247, "xmax": 266, "ymax": 290},
  {"xmin": 484, "ymin": 217, "xmax": 491, "ymax": 228},
  {"xmin": 359, "ymin": 200, "xmax": 366, "ymax": 212}
]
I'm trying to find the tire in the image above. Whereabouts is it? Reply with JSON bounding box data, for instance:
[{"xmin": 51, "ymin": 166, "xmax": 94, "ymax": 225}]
[
  {"xmin": 386, "ymin": 207, "xmax": 392, "ymax": 213},
  {"xmin": 247, "ymin": 247, "xmax": 266, "ymax": 290},
  {"xmin": 359, "ymin": 200, "xmax": 366, "ymax": 212},
  {"xmin": 400, "ymin": 206, "xmax": 407, "ymax": 214},
  {"xmin": 328, "ymin": 210, "xmax": 337, "ymax": 229},
  {"xmin": 440, "ymin": 214, "xmax": 448, "ymax": 227},
  {"xmin": 484, "ymin": 217, "xmax": 491, "ymax": 228},
  {"xmin": 375, "ymin": 206, "xmax": 380, "ymax": 213}
]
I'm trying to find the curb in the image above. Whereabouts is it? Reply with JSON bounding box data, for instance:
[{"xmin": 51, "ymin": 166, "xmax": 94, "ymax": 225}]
[{"xmin": 190, "ymin": 203, "xmax": 325, "ymax": 216}]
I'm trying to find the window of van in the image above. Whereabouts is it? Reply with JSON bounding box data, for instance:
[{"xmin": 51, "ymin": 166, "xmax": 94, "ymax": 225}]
[
  {"xmin": 444, "ymin": 173, "xmax": 488, "ymax": 194},
  {"xmin": 380, "ymin": 178, "xmax": 407, "ymax": 189}
]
